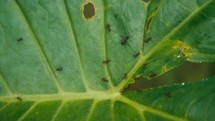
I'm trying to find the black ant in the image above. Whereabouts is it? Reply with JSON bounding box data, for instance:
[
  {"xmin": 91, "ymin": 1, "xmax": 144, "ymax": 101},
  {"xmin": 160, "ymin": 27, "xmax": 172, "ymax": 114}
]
[
  {"xmin": 134, "ymin": 76, "xmax": 141, "ymax": 81},
  {"xmin": 165, "ymin": 91, "xmax": 172, "ymax": 98},
  {"xmin": 103, "ymin": 59, "xmax": 111, "ymax": 64},
  {"xmin": 16, "ymin": 96, "xmax": 22, "ymax": 101},
  {"xmin": 17, "ymin": 38, "xmax": 23, "ymax": 42},
  {"xmin": 142, "ymin": 63, "xmax": 147, "ymax": 69},
  {"xmin": 144, "ymin": 37, "xmax": 152, "ymax": 43},
  {"xmin": 133, "ymin": 51, "xmax": 140, "ymax": 58},
  {"xmin": 123, "ymin": 73, "xmax": 127, "ymax": 79},
  {"xmin": 149, "ymin": 72, "xmax": 157, "ymax": 78},
  {"xmin": 56, "ymin": 66, "xmax": 63, "ymax": 72},
  {"xmin": 101, "ymin": 77, "xmax": 109, "ymax": 82},
  {"xmin": 120, "ymin": 35, "xmax": 130, "ymax": 45},
  {"xmin": 106, "ymin": 24, "xmax": 111, "ymax": 32}
]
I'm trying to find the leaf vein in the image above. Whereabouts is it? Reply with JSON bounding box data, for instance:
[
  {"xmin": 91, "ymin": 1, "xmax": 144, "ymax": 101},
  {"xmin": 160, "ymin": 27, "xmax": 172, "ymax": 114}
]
[
  {"xmin": 103, "ymin": 0, "xmax": 115, "ymax": 89},
  {"xmin": 15, "ymin": 0, "xmax": 64, "ymax": 93},
  {"xmin": 118, "ymin": 95, "xmax": 188, "ymax": 121},
  {"xmin": 51, "ymin": 101, "xmax": 64, "ymax": 121},
  {"xmin": 0, "ymin": 72, "xmax": 13, "ymax": 95},
  {"xmin": 63, "ymin": 0, "xmax": 90, "ymax": 91},
  {"xmin": 18, "ymin": 102, "xmax": 38, "ymax": 121}
]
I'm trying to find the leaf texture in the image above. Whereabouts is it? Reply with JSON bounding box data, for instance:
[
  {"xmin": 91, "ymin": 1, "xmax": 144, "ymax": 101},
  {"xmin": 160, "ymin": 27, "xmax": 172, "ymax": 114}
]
[{"xmin": 0, "ymin": 0, "xmax": 215, "ymax": 121}]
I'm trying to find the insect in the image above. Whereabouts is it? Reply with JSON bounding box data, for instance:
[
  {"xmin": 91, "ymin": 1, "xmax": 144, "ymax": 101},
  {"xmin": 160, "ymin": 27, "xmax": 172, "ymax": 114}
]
[
  {"xmin": 134, "ymin": 76, "xmax": 141, "ymax": 81},
  {"xmin": 16, "ymin": 96, "xmax": 22, "ymax": 101},
  {"xmin": 101, "ymin": 77, "xmax": 109, "ymax": 82},
  {"xmin": 180, "ymin": 52, "xmax": 185, "ymax": 57},
  {"xmin": 106, "ymin": 24, "xmax": 111, "ymax": 32},
  {"xmin": 133, "ymin": 51, "xmax": 140, "ymax": 58},
  {"xmin": 165, "ymin": 91, "xmax": 171, "ymax": 98},
  {"xmin": 102, "ymin": 59, "xmax": 111, "ymax": 64},
  {"xmin": 149, "ymin": 72, "xmax": 157, "ymax": 78},
  {"xmin": 142, "ymin": 63, "xmax": 147, "ymax": 68},
  {"xmin": 56, "ymin": 66, "xmax": 63, "ymax": 72},
  {"xmin": 17, "ymin": 38, "xmax": 23, "ymax": 42},
  {"xmin": 144, "ymin": 37, "xmax": 152, "ymax": 43},
  {"xmin": 120, "ymin": 35, "xmax": 130, "ymax": 45},
  {"xmin": 123, "ymin": 73, "xmax": 127, "ymax": 79}
]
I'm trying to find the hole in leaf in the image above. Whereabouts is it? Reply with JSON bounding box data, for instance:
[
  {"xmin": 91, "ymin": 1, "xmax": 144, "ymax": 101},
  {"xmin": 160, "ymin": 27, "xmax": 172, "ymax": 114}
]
[{"xmin": 83, "ymin": 2, "xmax": 95, "ymax": 19}]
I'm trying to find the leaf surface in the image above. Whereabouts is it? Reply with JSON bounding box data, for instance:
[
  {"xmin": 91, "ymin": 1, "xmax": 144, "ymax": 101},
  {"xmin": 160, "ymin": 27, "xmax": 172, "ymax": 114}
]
[{"xmin": 0, "ymin": 0, "xmax": 215, "ymax": 121}]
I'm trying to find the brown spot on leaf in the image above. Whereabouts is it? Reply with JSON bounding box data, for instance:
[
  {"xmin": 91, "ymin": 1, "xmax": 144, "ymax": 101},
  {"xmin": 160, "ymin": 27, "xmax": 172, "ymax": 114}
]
[{"xmin": 83, "ymin": 2, "xmax": 95, "ymax": 19}]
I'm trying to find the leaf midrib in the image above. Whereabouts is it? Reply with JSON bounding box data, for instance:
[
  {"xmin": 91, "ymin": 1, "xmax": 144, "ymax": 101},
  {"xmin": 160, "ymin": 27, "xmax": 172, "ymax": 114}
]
[{"xmin": 0, "ymin": 93, "xmax": 188, "ymax": 121}]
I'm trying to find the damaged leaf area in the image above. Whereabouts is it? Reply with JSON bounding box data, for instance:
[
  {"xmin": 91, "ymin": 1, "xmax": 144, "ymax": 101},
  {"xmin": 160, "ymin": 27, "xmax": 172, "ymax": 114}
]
[
  {"xmin": 0, "ymin": 0, "xmax": 215, "ymax": 121},
  {"xmin": 135, "ymin": 40, "xmax": 196, "ymax": 80},
  {"xmin": 82, "ymin": 2, "xmax": 96, "ymax": 19}
]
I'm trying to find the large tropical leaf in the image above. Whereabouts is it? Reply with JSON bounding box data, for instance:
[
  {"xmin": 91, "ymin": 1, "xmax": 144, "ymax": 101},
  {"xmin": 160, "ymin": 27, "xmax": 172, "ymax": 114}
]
[{"xmin": 0, "ymin": 0, "xmax": 215, "ymax": 120}]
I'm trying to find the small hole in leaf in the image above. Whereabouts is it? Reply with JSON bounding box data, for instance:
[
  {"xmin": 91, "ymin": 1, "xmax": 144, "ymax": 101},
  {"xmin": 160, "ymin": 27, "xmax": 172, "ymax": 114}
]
[{"xmin": 83, "ymin": 2, "xmax": 95, "ymax": 19}]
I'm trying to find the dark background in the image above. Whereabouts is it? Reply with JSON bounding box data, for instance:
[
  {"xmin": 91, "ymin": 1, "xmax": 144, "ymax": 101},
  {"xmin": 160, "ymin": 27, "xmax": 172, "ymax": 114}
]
[{"xmin": 129, "ymin": 62, "xmax": 215, "ymax": 90}]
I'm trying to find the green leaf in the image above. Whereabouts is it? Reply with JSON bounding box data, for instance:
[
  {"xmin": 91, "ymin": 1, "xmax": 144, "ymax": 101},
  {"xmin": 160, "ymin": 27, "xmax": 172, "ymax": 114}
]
[
  {"xmin": 0, "ymin": 0, "xmax": 215, "ymax": 121},
  {"xmin": 123, "ymin": 77, "xmax": 215, "ymax": 121}
]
